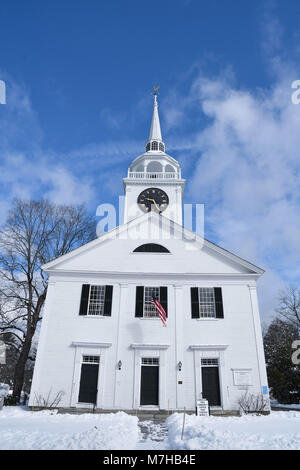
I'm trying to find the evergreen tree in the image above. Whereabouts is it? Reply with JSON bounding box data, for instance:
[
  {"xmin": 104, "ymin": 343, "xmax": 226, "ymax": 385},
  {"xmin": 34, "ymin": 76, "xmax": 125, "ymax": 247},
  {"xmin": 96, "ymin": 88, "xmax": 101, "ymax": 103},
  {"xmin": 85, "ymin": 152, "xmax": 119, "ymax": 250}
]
[{"xmin": 264, "ymin": 318, "xmax": 300, "ymax": 404}]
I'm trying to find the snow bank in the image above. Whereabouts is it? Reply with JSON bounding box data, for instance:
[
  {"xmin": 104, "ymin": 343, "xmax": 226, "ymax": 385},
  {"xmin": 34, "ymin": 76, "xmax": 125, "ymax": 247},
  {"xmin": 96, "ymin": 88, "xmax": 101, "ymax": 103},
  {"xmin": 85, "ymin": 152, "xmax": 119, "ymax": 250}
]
[
  {"xmin": 271, "ymin": 400, "xmax": 300, "ymax": 410},
  {"xmin": 2, "ymin": 407, "xmax": 300, "ymax": 450},
  {"xmin": 166, "ymin": 411, "xmax": 300, "ymax": 450},
  {"xmin": 0, "ymin": 407, "xmax": 140, "ymax": 450}
]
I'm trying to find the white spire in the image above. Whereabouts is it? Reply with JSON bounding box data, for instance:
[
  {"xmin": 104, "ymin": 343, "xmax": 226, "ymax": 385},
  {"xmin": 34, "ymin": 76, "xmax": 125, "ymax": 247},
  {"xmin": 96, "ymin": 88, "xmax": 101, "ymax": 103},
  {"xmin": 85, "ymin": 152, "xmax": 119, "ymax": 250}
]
[
  {"xmin": 149, "ymin": 94, "xmax": 162, "ymax": 141},
  {"xmin": 146, "ymin": 89, "xmax": 165, "ymax": 152}
]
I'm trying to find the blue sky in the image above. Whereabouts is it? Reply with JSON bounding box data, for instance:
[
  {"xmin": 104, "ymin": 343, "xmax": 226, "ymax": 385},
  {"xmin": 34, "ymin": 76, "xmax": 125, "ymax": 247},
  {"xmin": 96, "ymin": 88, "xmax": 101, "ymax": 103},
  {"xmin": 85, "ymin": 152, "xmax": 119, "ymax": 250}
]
[{"xmin": 1, "ymin": 0, "xmax": 300, "ymax": 321}]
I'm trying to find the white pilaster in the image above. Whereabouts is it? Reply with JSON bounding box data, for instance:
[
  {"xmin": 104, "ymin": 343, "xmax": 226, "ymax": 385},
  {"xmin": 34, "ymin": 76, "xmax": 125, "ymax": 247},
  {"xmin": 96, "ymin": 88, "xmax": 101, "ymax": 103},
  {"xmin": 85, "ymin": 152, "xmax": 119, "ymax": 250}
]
[
  {"xmin": 113, "ymin": 283, "xmax": 128, "ymax": 408},
  {"xmin": 28, "ymin": 281, "xmax": 56, "ymax": 407},
  {"xmin": 248, "ymin": 285, "xmax": 270, "ymax": 403},
  {"xmin": 174, "ymin": 285, "xmax": 185, "ymax": 409}
]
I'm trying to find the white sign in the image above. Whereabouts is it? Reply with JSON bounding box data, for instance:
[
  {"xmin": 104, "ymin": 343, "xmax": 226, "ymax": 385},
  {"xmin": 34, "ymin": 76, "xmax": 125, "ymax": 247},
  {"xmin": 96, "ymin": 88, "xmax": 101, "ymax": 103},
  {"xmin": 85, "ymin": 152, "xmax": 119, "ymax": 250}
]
[
  {"xmin": 233, "ymin": 370, "xmax": 252, "ymax": 386},
  {"xmin": 196, "ymin": 399, "xmax": 209, "ymax": 416}
]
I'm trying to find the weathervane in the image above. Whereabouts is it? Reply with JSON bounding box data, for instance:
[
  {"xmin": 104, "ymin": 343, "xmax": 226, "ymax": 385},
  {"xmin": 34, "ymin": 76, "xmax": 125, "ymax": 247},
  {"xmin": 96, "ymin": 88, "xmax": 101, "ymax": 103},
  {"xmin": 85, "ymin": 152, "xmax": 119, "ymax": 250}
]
[{"xmin": 152, "ymin": 86, "xmax": 160, "ymax": 96}]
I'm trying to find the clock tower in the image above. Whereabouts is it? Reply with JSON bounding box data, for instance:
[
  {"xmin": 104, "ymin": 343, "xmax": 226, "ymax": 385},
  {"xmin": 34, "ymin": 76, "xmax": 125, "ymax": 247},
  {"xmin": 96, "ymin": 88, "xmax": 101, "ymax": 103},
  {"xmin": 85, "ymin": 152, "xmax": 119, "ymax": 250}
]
[{"xmin": 123, "ymin": 92, "xmax": 185, "ymax": 224}]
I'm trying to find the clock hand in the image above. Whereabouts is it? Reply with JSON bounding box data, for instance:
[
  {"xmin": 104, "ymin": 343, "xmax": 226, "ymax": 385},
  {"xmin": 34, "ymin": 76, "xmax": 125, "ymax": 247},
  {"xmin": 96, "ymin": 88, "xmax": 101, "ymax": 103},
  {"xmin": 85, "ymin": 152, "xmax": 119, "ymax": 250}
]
[
  {"xmin": 153, "ymin": 201, "xmax": 161, "ymax": 212},
  {"xmin": 145, "ymin": 198, "xmax": 161, "ymax": 211}
]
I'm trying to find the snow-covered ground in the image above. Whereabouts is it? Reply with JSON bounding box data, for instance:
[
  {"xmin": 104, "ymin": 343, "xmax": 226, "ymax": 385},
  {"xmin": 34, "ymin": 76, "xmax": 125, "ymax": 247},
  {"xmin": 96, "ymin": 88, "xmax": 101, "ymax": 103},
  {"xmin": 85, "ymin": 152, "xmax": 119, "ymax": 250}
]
[
  {"xmin": 167, "ymin": 411, "xmax": 300, "ymax": 450},
  {"xmin": 0, "ymin": 407, "xmax": 299, "ymax": 450},
  {"xmin": 137, "ymin": 418, "xmax": 168, "ymax": 450},
  {"xmin": 0, "ymin": 407, "xmax": 140, "ymax": 450}
]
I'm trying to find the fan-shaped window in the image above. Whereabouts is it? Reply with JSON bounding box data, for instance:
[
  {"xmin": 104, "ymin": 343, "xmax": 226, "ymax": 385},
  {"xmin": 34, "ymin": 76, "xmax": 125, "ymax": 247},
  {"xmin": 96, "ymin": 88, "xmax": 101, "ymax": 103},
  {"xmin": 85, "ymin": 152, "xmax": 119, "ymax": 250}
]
[
  {"xmin": 151, "ymin": 141, "xmax": 159, "ymax": 151},
  {"xmin": 147, "ymin": 161, "xmax": 162, "ymax": 173},
  {"xmin": 133, "ymin": 243, "xmax": 170, "ymax": 253},
  {"xmin": 165, "ymin": 164, "xmax": 175, "ymax": 172}
]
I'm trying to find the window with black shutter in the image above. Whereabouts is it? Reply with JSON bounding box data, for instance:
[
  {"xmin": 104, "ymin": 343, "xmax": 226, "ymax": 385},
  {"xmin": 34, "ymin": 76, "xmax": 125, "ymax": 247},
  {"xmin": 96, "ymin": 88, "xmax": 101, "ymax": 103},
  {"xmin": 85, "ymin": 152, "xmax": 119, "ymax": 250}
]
[
  {"xmin": 159, "ymin": 287, "xmax": 168, "ymax": 318},
  {"xmin": 79, "ymin": 284, "xmax": 113, "ymax": 317},
  {"xmin": 79, "ymin": 284, "xmax": 90, "ymax": 316},
  {"xmin": 103, "ymin": 285, "xmax": 113, "ymax": 316},
  {"xmin": 135, "ymin": 286, "xmax": 144, "ymax": 317},
  {"xmin": 214, "ymin": 287, "xmax": 224, "ymax": 318},
  {"xmin": 191, "ymin": 287, "xmax": 224, "ymax": 319},
  {"xmin": 191, "ymin": 287, "xmax": 200, "ymax": 319},
  {"xmin": 135, "ymin": 286, "xmax": 168, "ymax": 318}
]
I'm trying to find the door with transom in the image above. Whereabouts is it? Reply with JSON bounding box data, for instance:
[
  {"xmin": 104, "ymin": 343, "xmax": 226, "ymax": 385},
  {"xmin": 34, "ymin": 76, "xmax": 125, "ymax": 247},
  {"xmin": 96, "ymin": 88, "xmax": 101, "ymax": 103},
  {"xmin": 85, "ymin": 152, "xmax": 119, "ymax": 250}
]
[
  {"xmin": 201, "ymin": 358, "xmax": 221, "ymax": 407},
  {"xmin": 140, "ymin": 358, "xmax": 159, "ymax": 406}
]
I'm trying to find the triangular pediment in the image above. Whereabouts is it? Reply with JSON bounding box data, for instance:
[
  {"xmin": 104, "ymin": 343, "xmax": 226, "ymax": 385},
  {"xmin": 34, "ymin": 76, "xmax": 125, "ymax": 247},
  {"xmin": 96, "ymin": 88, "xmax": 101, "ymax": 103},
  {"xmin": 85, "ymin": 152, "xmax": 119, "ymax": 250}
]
[{"xmin": 42, "ymin": 213, "xmax": 263, "ymax": 277}]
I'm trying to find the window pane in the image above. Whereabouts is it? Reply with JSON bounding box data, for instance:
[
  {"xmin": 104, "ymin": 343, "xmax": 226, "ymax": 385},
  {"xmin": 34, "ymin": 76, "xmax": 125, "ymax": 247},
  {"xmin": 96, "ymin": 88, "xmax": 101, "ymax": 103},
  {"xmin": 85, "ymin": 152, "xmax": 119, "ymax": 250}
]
[
  {"xmin": 142, "ymin": 358, "xmax": 159, "ymax": 366},
  {"xmin": 201, "ymin": 358, "xmax": 218, "ymax": 366},
  {"xmin": 144, "ymin": 287, "xmax": 160, "ymax": 318},
  {"xmin": 199, "ymin": 287, "xmax": 216, "ymax": 318},
  {"xmin": 88, "ymin": 285, "xmax": 105, "ymax": 316},
  {"xmin": 82, "ymin": 356, "xmax": 100, "ymax": 363}
]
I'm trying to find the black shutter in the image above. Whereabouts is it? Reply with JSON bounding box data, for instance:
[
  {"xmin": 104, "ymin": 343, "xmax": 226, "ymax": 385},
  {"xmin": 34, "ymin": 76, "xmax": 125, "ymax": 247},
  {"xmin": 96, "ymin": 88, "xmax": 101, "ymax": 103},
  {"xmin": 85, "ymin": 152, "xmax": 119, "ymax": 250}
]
[
  {"xmin": 214, "ymin": 287, "xmax": 224, "ymax": 318},
  {"xmin": 103, "ymin": 285, "xmax": 113, "ymax": 316},
  {"xmin": 135, "ymin": 286, "xmax": 144, "ymax": 317},
  {"xmin": 79, "ymin": 284, "xmax": 90, "ymax": 316},
  {"xmin": 159, "ymin": 287, "xmax": 168, "ymax": 318},
  {"xmin": 191, "ymin": 287, "xmax": 200, "ymax": 318}
]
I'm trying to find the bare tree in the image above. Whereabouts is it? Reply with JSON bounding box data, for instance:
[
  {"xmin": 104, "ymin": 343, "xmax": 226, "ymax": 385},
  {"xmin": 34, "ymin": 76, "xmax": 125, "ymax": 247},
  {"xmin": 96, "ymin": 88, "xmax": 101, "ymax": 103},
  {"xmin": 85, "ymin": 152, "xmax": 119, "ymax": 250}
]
[
  {"xmin": 276, "ymin": 286, "xmax": 300, "ymax": 331},
  {"xmin": 0, "ymin": 199, "xmax": 96, "ymax": 402}
]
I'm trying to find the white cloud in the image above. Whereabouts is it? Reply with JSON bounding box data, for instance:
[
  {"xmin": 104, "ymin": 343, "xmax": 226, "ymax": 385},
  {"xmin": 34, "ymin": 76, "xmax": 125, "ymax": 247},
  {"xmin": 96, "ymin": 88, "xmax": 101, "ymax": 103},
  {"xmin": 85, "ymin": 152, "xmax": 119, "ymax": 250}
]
[
  {"xmin": 42, "ymin": 166, "xmax": 94, "ymax": 205},
  {"xmin": 0, "ymin": 77, "xmax": 139, "ymax": 218},
  {"xmin": 99, "ymin": 107, "xmax": 125, "ymax": 130},
  {"xmin": 0, "ymin": 152, "xmax": 94, "ymax": 208},
  {"xmin": 164, "ymin": 62, "xmax": 300, "ymax": 321}
]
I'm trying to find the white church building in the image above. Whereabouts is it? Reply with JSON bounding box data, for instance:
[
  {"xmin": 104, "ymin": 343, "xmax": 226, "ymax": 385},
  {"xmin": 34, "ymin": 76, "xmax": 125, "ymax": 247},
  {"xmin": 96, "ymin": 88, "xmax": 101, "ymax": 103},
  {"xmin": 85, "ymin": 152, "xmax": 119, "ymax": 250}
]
[{"xmin": 29, "ymin": 93, "xmax": 269, "ymax": 414}]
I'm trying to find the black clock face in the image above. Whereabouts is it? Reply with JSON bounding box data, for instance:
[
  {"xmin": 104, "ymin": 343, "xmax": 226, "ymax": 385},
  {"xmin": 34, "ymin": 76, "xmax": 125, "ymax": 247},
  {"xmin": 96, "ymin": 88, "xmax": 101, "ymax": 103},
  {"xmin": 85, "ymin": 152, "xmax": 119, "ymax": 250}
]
[{"xmin": 137, "ymin": 188, "xmax": 169, "ymax": 213}]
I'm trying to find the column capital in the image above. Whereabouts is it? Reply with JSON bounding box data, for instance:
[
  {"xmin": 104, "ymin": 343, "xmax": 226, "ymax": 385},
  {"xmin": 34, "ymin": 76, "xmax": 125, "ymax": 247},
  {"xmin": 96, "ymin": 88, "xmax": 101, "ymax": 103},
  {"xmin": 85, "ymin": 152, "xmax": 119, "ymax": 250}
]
[{"xmin": 248, "ymin": 284, "xmax": 257, "ymax": 291}]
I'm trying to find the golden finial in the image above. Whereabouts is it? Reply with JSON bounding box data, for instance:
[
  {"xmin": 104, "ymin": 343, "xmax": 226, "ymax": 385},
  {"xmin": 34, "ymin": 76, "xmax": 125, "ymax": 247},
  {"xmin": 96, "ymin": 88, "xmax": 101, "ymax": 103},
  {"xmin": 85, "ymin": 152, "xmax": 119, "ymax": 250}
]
[{"xmin": 153, "ymin": 86, "xmax": 160, "ymax": 96}]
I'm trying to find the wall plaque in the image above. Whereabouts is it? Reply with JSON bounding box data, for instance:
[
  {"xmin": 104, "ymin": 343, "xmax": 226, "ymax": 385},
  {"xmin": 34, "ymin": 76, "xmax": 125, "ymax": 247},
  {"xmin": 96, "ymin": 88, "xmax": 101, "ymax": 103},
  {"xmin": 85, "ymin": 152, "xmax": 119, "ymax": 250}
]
[{"xmin": 233, "ymin": 369, "xmax": 252, "ymax": 386}]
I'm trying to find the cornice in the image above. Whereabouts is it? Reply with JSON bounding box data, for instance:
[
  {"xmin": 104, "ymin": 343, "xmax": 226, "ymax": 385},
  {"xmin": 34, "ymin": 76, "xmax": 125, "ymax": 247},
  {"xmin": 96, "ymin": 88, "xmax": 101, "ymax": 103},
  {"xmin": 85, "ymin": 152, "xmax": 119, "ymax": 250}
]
[
  {"xmin": 130, "ymin": 343, "xmax": 170, "ymax": 350},
  {"xmin": 48, "ymin": 270, "xmax": 260, "ymax": 282},
  {"xmin": 189, "ymin": 344, "xmax": 229, "ymax": 351},
  {"xmin": 71, "ymin": 341, "xmax": 112, "ymax": 348}
]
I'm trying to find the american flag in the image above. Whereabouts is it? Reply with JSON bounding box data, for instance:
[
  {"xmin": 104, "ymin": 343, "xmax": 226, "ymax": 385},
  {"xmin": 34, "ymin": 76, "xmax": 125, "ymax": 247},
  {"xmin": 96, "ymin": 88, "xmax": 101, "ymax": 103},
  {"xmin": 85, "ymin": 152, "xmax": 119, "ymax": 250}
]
[{"xmin": 151, "ymin": 293, "xmax": 167, "ymax": 327}]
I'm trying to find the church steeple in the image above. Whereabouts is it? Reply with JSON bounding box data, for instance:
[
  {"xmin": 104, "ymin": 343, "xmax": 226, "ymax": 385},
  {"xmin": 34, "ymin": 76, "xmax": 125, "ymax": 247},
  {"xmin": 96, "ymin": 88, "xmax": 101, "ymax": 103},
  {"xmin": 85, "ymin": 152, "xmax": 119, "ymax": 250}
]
[
  {"xmin": 123, "ymin": 88, "xmax": 185, "ymax": 225},
  {"xmin": 146, "ymin": 88, "xmax": 165, "ymax": 153}
]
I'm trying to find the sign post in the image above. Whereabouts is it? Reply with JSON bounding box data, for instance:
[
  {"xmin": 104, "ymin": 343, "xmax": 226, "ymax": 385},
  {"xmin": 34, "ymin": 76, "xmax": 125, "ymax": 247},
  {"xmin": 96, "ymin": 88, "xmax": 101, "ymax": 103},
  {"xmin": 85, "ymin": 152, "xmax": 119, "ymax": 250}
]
[{"xmin": 196, "ymin": 399, "xmax": 209, "ymax": 416}]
